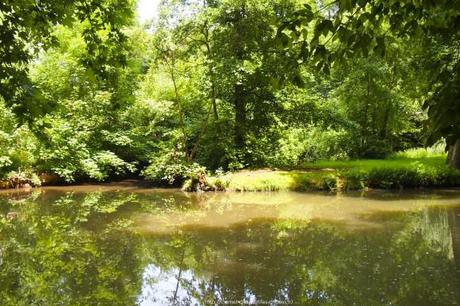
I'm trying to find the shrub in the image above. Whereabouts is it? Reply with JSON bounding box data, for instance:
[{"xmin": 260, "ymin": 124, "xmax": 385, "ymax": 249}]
[
  {"xmin": 267, "ymin": 127, "xmax": 350, "ymax": 168},
  {"xmin": 6, "ymin": 170, "xmax": 41, "ymax": 188},
  {"xmin": 0, "ymin": 100, "xmax": 39, "ymax": 179},
  {"xmin": 143, "ymin": 151, "xmax": 208, "ymax": 187},
  {"xmin": 390, "ymin": 144, "xmax": 445, "ymax": 159}
]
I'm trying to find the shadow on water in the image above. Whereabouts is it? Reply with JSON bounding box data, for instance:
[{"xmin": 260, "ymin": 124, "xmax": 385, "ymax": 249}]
[{"xmin": 1, "ymin": 186, "xmax": 460, "ymax": 305}]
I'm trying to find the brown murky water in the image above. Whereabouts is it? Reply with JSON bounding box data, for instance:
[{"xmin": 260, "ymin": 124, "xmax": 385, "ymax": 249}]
[{"xmin": 1, "ymin": 185, "xmax": 460, "ymax": 305}]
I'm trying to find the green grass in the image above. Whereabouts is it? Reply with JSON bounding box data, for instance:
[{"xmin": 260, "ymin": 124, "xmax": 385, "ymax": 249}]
[
  {"xmin": 304, "ymin": 155, "xmax": 460, "ymax": 190},
  {"xmin": 304, "ymin": 156, "xmax": 445, "ymax": 172},
  {"xmin": 208, "ymin": 170, "xmax": 335, "ymax": 192},
  {"xmin": 205, "ymin": 149, "xmax": 460, "ymax": 192}
]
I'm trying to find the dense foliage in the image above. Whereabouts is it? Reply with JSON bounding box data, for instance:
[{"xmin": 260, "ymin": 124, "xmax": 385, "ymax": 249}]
[{"xmin": 0, "ymin": 0, "xmax": 457, "ymax": 185}]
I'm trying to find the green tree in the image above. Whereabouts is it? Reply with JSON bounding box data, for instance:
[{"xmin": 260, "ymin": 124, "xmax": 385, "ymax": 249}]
[
  {"xmin": 282, "ymin": 0, "xmax": 460, "ymax": 167},
  {"xmin": 0, "ymin": 0, "xmax": 135, "ymax": 118},
  {"xmin": 28, "ymin": 24, "xmax": 153, "ymax": 182},
  {"xmin": 146, "ymin": 0, "xmax": 304, "ymax": 169},
  {"xmin": 331, "ymin": 55, "xmax": 423, "ymax": 158}
]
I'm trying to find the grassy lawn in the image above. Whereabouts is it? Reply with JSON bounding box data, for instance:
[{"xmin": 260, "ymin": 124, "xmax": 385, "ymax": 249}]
[{"xmin": 206, "ymin": 150, "xmax": 460, "ymax": 192}]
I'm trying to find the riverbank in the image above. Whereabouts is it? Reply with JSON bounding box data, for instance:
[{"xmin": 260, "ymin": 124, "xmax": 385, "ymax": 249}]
[
  {"xmin": 3, "ymin": 154, "xmax": 460, "ymax": 193},
  {"xmin": 204, "ymin": 155, "xmax": 460, "ymax": 192}
]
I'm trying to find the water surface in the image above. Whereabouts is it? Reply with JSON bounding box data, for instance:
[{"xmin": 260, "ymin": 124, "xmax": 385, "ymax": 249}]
[{"xmin": 1, "ymin": 186, "xmax": 460, "ymax": 305}]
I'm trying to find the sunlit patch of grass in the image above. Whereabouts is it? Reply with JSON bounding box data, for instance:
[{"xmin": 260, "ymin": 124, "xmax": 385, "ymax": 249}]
[
  {"xmin": 219, "ymin": 171, "xmax": 295, "ymax": 192},
  {"xmin": 208, "ymin": 170, "xmax": 337, "ymax": 192},
  {"xmin": 206, "ymin": 150, "xmax": 460, "ymax": 192}
]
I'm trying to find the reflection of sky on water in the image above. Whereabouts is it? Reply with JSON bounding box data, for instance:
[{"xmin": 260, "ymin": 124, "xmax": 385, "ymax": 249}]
[
  {"xmin": 137, "ymin": 264, "xmax": 260, "ymax": 305},
  {"xmin": 138, "ymin": 265, "xmax": 199, "ymax": 306}
]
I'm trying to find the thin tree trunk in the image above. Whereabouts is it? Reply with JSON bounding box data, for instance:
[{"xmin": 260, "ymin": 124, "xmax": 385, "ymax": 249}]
[
  {"xmin": 202, "ymin": 21, "xmax": 219, "ymax": 121},
  {"xmin": 448, "ymin": 146, "xmax": 454, "ymax": 164},
  {"xmin": 234, "ymin": 84, "xmax": 246, "ymax": 149},
  {"xmin": 233, "ymin": 4, "xmax": 246, "ymax": 150},
  {"xmin": 189, "ymin": 102, "xmax": 213, "ymax": 160},
  {"xmin": 361, "ymin": 71, "xmax": 371, "ymax": 154},
  {"xmin": 380, "ymin": 101, "xmax": 391, "ymax": 139},
  {"xmin": 167, "ymin": 53, "xmax": 188, "ymax": 158},
  {"xmin": 380, "ymin": 64, "xmax": 397, "ymax": 142},
  {"xmin": 449, "ymin": 139, "xmax": 460, "ymax": 169}
]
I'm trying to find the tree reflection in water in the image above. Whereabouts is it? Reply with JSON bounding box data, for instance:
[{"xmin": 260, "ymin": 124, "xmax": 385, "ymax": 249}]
[{"xmin": 0, "ymin": 189, "xmax": 459, "ymax": 305}]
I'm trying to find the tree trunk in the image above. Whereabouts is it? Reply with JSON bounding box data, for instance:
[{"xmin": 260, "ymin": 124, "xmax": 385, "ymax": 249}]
[
  {"xmin": 449, "ymin": 139, "xmax": 460, "ymax": 169},
  {"xmin": 233, "ymin": 4, "xmax": 246, "ymax": 150},
  {"xmin": 166, "ymin": 52, "xmax": 188, "ymax": 158},
  {"xmin": 202, "ymin": 20, "xmax": 219, "ymax": 121},
  {"xmin": 361, "ymin": 71, "xmax": 371, "ymax": 155},
  {"xmin": 234, "ymin": 84, "xmax": 246, "ymax": 149}
]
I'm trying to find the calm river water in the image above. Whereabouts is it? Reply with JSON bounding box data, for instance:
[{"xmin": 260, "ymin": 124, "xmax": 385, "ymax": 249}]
[{"xmin": 1, "ymin": 185, "xmax": 460, "ymax": 305}]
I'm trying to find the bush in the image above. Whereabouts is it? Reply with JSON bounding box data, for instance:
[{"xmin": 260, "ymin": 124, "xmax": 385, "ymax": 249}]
[
  {"xmin": 390, "ymin": 144, "xmax": 445, "ymax": 159},
  {"xmin": 359, "ymin": 138, "xmax": 393, "ymax": 159},
  {"xmin": 6, "ymin": 170, "xmax": 41, "ymax": 188},
  {"xmin": 143, "ymin": 151, "xmax": 208, "ymax": 187},
  {"xmin": 266, "ymin": 127, "xmax": 350, "ymax": 168},
  {"xmin": 0, "ymin": 100, "xmax": 39, "ymax": 179}
]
